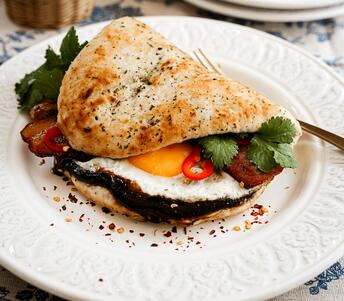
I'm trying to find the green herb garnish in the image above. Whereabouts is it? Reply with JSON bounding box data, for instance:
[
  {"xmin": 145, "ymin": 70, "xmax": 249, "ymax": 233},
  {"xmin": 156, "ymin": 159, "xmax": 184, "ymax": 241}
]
[
  {"xmin": 248, "ymin": 117, "xmax": 297, "ymax": 172},
  {"xmin": 15, "ymin": 27, "xmax": 87, "ymax": 112},
  {"xmin": 198, "ymin": 117, "xmax": 297, "ymax": 173},
  {"xmin": 199, "ymin": 135, "xmax": 238, "ymax": 170}
]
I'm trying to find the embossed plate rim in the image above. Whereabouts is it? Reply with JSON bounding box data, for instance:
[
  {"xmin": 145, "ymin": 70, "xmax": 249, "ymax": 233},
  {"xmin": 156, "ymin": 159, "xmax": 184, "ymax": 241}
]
[
  {"xmin": 0, "ymin": 16, "xmax": 343, "ymax": 301},
  {"xmin": 184, "ymin": 0, "xmax": 344, "ymax": 22},
  {"xmin": 220, "ymin": 0, "xmax": 344, "ymax": 10}
]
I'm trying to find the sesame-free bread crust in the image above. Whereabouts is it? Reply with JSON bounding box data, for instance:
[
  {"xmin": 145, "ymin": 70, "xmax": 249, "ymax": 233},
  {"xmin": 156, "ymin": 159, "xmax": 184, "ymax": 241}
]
[{"xmin": 58, "ymin": 17, "xmax": 301, "ymax": 159}]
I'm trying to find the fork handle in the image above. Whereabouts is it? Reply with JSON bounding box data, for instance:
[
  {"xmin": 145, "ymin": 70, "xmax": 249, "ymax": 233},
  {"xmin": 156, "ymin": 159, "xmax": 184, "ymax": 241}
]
[{"xmin": 298, "ymin": 120, "xmax": 344, "ymax": 151}]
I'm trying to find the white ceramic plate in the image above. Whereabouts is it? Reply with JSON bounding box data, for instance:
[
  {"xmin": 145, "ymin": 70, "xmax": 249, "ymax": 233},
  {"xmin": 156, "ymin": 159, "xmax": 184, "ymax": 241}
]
[
  {"xmin": 185, "ymin": 0, "xmax": 344, "ymax": 22},
  {"xmin": 0, "ymin": 16, "xmax": 344, "ymax": 301},
  {"xmin": 221, "ymin": 0, "xmax": 344, "ymax": 10}
]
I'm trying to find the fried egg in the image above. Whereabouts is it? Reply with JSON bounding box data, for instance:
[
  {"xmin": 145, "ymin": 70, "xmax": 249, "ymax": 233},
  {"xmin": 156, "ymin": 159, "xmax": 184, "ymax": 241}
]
[{"xmin": 77, "ymin": 157, "xmax": 254, "ymax": 203}]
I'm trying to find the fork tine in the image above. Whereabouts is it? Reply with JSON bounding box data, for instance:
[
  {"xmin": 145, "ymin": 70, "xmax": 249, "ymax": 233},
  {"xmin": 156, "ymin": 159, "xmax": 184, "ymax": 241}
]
[
  {"xmin": 198, "ymin": 48, "xmax": 225, "ymax": 75},
  {"xmin": 193, "ymin": 49, "xmax": 210, "ymax": 71}
]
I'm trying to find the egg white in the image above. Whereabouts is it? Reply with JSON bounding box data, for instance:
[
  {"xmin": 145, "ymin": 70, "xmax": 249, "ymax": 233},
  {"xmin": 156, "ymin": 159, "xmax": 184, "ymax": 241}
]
[{"xmin": 77, "ymin": 157, "xmax": 254, "ymax": 203}]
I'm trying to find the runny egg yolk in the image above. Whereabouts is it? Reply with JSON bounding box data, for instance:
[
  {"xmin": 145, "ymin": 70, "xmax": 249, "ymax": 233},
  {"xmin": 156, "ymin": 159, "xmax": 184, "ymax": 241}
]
[{"xmin": 128, "ymin": 143, "xmax": 193, "ymax": 177}]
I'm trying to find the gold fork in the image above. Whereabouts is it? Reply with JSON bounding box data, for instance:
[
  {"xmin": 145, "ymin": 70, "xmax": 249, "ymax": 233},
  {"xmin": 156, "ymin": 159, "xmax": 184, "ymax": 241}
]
[{"xmin": 193, "ymin": 48, "xmax": 344, "ymax": 152}]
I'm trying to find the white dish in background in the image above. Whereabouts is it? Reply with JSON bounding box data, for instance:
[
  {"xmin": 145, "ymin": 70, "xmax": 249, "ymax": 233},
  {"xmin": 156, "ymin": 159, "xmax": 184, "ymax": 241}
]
[
  {"xmin": 0, "ymin": 16, "xmax": 344, "ymax": 301},
  {"xmin": 221, "ymin": 0, "xmax": 344, "ymax": 10},
  {"xmin": 185, "ymin": 0, "xmax": 344, "ymax": 22}
]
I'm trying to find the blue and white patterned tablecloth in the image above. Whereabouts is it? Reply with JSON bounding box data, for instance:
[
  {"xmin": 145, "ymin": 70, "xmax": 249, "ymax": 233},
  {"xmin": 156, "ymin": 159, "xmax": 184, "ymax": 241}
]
[{"xmin": 1, "ymin": 0, "xmax": 344, "ymax": 300}]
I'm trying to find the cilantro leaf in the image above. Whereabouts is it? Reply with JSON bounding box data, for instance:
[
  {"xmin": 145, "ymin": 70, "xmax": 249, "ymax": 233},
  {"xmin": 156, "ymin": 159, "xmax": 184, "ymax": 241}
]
[
  {"xmin": 60, "ymin": 27, "xmax": 87, "ymax": 68},
  {"xmin": 33, "ymin": 68, "xmax": 64, "ymax": 99},
  {"xmin": 247, "ymin": 136, "xmax": 277, "ymax": 172},
  {"xmin": 45, "ymin": 47, "xmax": 63, "ymax": 69},
  {"xmin": 248, "ymin": 136, "xmax": 297, "ymax": 172},
  {"xmin": 273, "ymin": 143, "xmax": 297, "ymax": 169},
  {"xmin": 258, "ymin": 116, "xmax": 296, "ymax": 144},
  {"xmin": 199, "ymin": 135, "xmax": 238, "ymax": 170},
  {"xmin": 15, "ymin": 65, "xmax": 47, "ymax": 111},
  {"xmin": 16, "ymin": 27, "xmax": 87, "ymax": 112}
]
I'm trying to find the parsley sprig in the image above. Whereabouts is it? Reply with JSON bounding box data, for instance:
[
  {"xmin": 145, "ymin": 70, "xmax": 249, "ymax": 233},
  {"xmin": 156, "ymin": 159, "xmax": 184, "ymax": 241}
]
[
  {"xmin": 16, "ymin": 27, "xmax": 87, "ymax": 112},
  {"xmin": 198, "ymin": 117, "xmax": 298, "ymax": 173}
]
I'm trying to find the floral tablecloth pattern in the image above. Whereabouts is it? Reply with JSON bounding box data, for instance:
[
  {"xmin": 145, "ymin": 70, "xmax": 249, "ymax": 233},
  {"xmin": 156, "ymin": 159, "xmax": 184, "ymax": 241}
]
[{"xmin": 1, "ymin": 0, "xmax": 344, "ymax": 300}]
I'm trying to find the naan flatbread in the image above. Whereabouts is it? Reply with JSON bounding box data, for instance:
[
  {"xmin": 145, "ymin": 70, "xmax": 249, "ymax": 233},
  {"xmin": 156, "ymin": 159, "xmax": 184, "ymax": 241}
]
[{"xmin": 58, "ymin": 17, "xmax": 301, "ymax": 158}]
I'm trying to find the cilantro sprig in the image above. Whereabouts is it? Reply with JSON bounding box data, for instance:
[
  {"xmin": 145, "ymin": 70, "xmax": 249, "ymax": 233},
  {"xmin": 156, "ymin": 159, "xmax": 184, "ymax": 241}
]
[
  {"xmin": 248, "ymin": 117, "xmax": 297, "ymax": 172},
  {"xmin": 16, "ymin": 27, "xmax": 87, "ymax": 112},
  {"xmin": 199, "ymin": 135, "xmax": 238, "ymax": 170},
  {"xmin": 198, "ymin": 117, "xmax": 298, "ymax": 173}
]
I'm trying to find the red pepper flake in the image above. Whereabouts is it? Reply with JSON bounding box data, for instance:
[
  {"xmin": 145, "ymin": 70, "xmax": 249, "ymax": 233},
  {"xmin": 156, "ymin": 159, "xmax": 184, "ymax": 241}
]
[
  {"xmin": 129, "ymin": 230, "xmax": 134, "ymax": 233},
  {"xmin": 125, "ymin": 240, "xmax": 129, "ymax": 243},
  {"xmin": 98, "ymin": 278, "xmax": 103, "ymax": 282},
  {"xmin": 50, "ymin": 223, "xmax": 54, "ymax": 226},
  {"xmin": 251, "ymin": 211, "xmax": 259, "ymax": 216},
  {"xmin": 171, "ymin": 226, "xmax": 177, "ymax": 233},
  {"xmin": 187, "ymin": 236, "xmax": 194, "ymax": 240},
  {"xmin": 151, "ymin": 243, "xmax": 158, "ymax": 247},
  {"xmin": 139, "ymin": 233, "xmax": 145, "ymax": 237},
  {"xmin": 183, "ymin": 227, "xmax": 187, "ymax": 235},
  {"xmin": 220, "ymin": 226, "xmax": 224, "ymax": 229},
  {"xmin": 254, "ymin": 204, "xmax": 263, "ymax": 209},
  {"xmin": 105, "ymin": 233, "xmax": 111, "ymax": 236},
  {"xmin": 90, "ymin": 202, "xmax": 96, "ymax": 207},
  {"xmin": 163, "ymin": 231, "xmax": 172, "ymax": 238},
  {"xmin": 196, "ymin": 241, "xmax": 201, "ymax": 245},
  {"xmin": 169, "ymin": 240, "xmax": 173, "ymax": 244},
  {"xmin": 68, "ymin": 193, "xmax": 78, "ymax": 203},
  {"xmin": 265, "ymin": 221, "xmax": 269, "ymax": 224},
  {"xmin": 43, "ymin": 186, "xmax": 46, "ymax": 191},
  {"xmin": 209, "ymin": 229, "xmax": 215, "ymax": 235},
  {"xmin": 99, "ymin": 225, "xmax": 104, "ymax": 230},
  {"xmin": 39, "ymin": 159, "xmax": 46, "ymax": 165},
  {"xmin": 61, "ymin": 205, "xmax": 66, "ymax": 211},
  {"xmin": 53, "ymin": 185, "xmax": 57, "ymax": 191},
  {"xmin": 102, "ymin": 207, "xmax": 111, "ymax": 214},
  {"xmin": 108, "ymin": 223, "xmax": 115, "ymax": 230},
  {"xmin": 79, "ymin": 214, "xmax": 85, "ymax": 222}
]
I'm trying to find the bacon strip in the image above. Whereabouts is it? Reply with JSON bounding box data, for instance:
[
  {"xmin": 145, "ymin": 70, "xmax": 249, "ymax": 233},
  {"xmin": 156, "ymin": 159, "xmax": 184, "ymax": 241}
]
[
  {"xmin": 30, "ymin": 101, "xmax": 57, "ymax": 120},
  {"xmin": 226, "ymin": 146, "xmax": 283, "ymax": 188},
  {"xmin": 21, "ymin": 117, "xmax": 57, "ymax": 157}
]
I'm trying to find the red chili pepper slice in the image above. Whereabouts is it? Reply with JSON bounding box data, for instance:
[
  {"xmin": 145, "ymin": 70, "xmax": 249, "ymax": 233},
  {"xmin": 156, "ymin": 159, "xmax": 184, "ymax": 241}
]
[
  {"xmin": 44, "ymin": 126, "xmax": 68, "ymax": 152},
  {"xmin": 236, "ymin": 138, "xmax": 251, "ymax": 146},
  {"xmin": 182, "ymin": 145, "xmax": 214, "ymax": 181}
]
